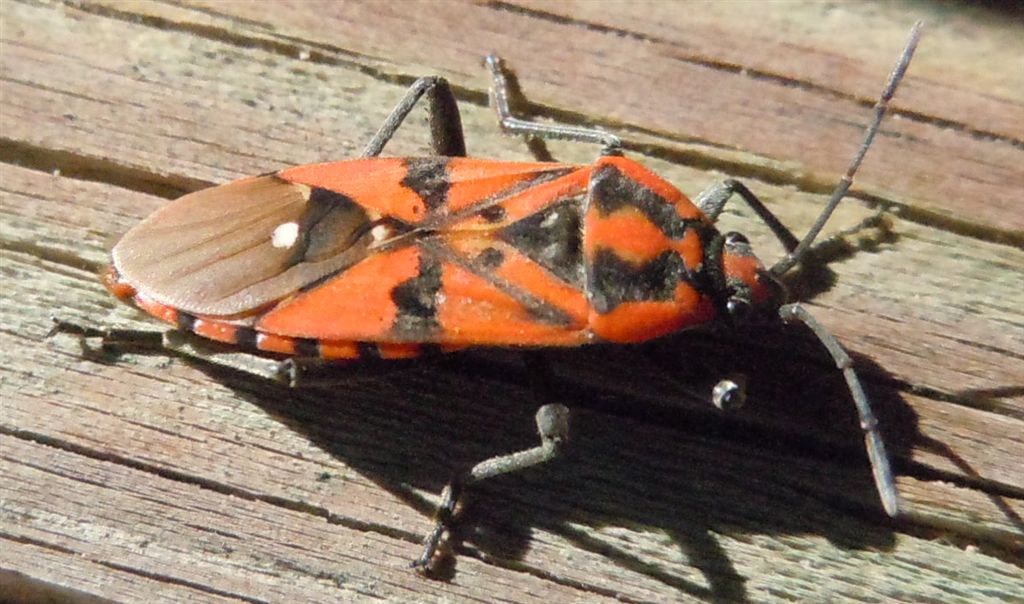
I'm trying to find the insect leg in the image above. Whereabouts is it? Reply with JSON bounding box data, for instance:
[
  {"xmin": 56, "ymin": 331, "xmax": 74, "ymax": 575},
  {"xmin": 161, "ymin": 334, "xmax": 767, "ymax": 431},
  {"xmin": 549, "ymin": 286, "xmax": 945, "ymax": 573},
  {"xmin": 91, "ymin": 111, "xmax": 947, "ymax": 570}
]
[
  {"xmin": 486, "ymin": 55, "xmax": 623, "ymax": 156},
  {"xmin": 49, "ymin": 318, "xmax": 166, "ymax": 355},
  {"xmin": 363, "ymin": 76, "xmax": 467, "ymax": 158},
  {"xmin": 274, "ymin": 356, "xmax": 427, "ymax": 388},
  {"xmin": 413, "ymin": 402, "xmax": 570, "ymax": 572},
  {"xmin": 162, "ymin": 333, "xmax": 422, "ymax": 387},
  {"xmin": 155, "ymin": 329, "xmax": 298, "ymax": 383},
  {"xmin": 778, "ymin": 303, "xmax": 900, "ymax": 517},
  {"xmin": 50, "ymin": 318, "xmax": 305, "ymax": 383},
  {"xmin": 49, "ymin": 319, "xmax": 293, "ymax": 381},
  {"xmin": 695, "ymin": 179, "xmax": 801, "ymax": 252}
]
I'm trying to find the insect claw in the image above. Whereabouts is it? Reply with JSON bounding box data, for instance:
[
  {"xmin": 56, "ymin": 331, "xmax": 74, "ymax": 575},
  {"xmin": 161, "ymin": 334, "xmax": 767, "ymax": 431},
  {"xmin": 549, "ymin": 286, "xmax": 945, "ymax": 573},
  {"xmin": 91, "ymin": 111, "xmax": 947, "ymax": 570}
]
[
  {"xmin": 161, "ymin": 329, "xmax": 187, "ymax": 350},
  {"xmin": 274, "ymin": 358, "xmax": 301, "ymax": 388},
  {"xmin": 47, "ymin": 317, "xmax": 103, "ymax": 339}
]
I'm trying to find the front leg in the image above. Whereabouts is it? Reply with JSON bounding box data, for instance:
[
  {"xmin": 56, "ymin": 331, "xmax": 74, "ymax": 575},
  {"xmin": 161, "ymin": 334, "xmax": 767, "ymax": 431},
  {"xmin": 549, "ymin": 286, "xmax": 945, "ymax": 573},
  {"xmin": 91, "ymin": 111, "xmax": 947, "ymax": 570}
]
[
  {"xmin": 695, "ymin": 179, "xmax": 799, "ymax": 253},
  {"xmin": 485, "ymin": 55, "xmax": 622, "ymax": 156}
]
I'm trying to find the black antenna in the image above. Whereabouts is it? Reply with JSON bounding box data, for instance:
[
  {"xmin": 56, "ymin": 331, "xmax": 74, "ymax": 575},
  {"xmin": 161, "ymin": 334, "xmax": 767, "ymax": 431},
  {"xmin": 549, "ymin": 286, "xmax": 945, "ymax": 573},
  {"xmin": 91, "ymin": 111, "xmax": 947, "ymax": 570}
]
[{"xmin": 771, "ymin": 22, "xmax": 922, "ymax": 276}]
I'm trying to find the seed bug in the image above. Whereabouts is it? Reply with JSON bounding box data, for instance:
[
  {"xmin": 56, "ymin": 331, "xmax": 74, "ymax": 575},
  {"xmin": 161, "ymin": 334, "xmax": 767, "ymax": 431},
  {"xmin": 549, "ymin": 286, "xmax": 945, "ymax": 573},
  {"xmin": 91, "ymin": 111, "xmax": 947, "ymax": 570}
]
[{"xmin": 63, "ymin": 24, "xmax": 921, "ymax": 572}]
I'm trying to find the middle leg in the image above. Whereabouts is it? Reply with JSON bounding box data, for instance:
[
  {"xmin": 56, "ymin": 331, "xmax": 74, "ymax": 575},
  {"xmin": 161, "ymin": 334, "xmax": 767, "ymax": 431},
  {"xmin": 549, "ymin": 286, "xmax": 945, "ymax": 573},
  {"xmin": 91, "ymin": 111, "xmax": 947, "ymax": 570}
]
[
  {"xmin": 486, "ymin": 55, "xmax": 622, "ymax": 156},
  {"xmin": 362, "ymin": 76, "xmax": 467, "ymax": 158}
]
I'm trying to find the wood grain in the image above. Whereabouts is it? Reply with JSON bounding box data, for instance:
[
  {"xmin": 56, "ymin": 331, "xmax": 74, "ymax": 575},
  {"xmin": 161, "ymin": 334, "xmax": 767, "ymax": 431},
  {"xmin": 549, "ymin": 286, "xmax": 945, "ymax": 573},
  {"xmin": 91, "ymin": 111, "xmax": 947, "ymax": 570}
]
[{"xmin": 2, "ymin": 1, "xmax": 1022, "ymax": 602}]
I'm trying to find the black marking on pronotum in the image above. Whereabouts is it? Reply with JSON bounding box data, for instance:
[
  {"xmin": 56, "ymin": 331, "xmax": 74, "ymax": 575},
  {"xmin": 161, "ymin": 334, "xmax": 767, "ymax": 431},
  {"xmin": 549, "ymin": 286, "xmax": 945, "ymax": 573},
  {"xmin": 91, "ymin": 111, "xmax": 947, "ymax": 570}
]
[
  {"xmin": 176, "ymin": 311, "xmax": 197, "ymax": 332},
  {"xmin": 294, "ymin": 337, "xmax": 321, "ymax": 358},
  {"xmin": 701, "ymin": 230, "xmax": 731, "ymax": 315},
  {"xmin": 587, "ymin": 248, "xmax": 689, "ymax": 314},
  {"xmin": 391, "ymin": 253, "xmax": 443, "ymax": 337},
  {"xmin": 589, "ymin": 164, "xmax": 699, "ymax": 240},
  {"xmin": 402, "ymin": 158, "xmax": 450, "ymax": 213},
  {"xmin": 681, "ymin": 220, "xmax": 720, "ymax": 293},
  {"xmin": 500, "ymin": 196, "xmax": 585, "ymax": 288}
]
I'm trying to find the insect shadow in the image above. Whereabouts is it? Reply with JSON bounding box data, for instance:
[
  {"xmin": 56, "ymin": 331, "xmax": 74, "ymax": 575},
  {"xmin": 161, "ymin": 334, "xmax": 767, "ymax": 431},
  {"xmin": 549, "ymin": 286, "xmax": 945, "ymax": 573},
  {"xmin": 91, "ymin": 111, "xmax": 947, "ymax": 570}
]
[{"xmin": 166, "ymin": 316, "xmax": 919, "ymax": 601}]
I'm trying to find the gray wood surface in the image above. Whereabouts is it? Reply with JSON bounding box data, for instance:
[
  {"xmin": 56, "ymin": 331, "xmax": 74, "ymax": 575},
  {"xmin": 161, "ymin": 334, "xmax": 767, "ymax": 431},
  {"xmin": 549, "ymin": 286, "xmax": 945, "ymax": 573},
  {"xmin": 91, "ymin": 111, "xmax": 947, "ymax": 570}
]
[{"xmin": 2, "ymin": 1, "xmax": 1021, "ymax": 602}]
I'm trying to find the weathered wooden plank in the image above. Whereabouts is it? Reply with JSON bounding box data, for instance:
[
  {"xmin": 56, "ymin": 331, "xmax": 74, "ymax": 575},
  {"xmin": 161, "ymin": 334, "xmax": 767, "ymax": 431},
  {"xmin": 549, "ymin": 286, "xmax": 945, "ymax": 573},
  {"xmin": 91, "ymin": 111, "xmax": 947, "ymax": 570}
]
[
  {"xmin": 1, "ymin": 1, "xmax": 1020, "ymax": 403},
  {"xmin": 0, "ymin": 539, "xmax": 237, "ymax": 604},
  {"xmin": 4, "ymin": 0, "xmax": 1019, "ymax": 515},
  {"xmin": 2, "ymin": 436, "xmax": 627, "ymax": 603},
  {"xmin": 3, "ymin": 241, "xmax": 1022, "ymax": 543},
  {"xmin": 76, "ymin": 0, "xmax": 1024, "ymax": 237},
  {"xmin": 2, "ymin": 165, "xmax": 1022, "ymax": 602},
  {"xmin": 4, "ymin": 290, "xmax": 1023, "ymax": 602},
  {"xmin": 2, "ymin": 0, "xmax": 1022, "ymax": 602},
  {"xmin": 506, "ymin": 0, "xmax": 1024, "ymax": 132},
  {"xmin": 4, "ymin": 151, "xmax": 1023, "ymax": 497}
]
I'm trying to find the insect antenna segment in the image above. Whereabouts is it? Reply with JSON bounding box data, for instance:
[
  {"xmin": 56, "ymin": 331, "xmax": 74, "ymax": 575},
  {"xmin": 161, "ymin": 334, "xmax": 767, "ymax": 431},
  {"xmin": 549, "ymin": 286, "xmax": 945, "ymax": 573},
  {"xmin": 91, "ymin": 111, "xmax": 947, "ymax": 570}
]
[
  {"xmin": 772, "ymin": 22, "xmax": 922, "ymax": 277},
  {"xmin": 771, "ymin": 22, "xmax": 922, "ymax": 517}
]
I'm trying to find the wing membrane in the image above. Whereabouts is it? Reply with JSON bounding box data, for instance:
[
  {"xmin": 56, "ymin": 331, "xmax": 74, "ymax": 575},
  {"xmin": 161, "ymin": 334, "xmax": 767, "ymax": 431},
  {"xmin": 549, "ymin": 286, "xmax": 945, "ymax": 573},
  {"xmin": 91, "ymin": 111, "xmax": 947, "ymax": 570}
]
[{"xmin": 113, "ymin": 175, "xmax": 373, "ymax": 316}]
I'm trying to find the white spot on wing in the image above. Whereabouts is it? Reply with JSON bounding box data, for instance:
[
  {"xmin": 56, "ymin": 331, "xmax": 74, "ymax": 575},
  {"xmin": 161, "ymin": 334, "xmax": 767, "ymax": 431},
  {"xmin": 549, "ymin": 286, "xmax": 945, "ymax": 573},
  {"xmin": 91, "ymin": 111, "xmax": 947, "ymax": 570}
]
[
  {"xmin": 370, "ymin": 225, "xmax": 390, "ymax": 243},
  {"xmin": 272, "ymin": 222, "xmax": 300, "ymax": 248}
]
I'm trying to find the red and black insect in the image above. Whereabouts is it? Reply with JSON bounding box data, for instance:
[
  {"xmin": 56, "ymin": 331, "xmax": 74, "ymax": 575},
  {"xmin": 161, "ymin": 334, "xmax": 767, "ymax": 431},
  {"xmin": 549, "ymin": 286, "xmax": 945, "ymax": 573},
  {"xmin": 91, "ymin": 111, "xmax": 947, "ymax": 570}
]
[{"xmin": 82, "ymin": 25, "xmax": 921, "ymax": 571}]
